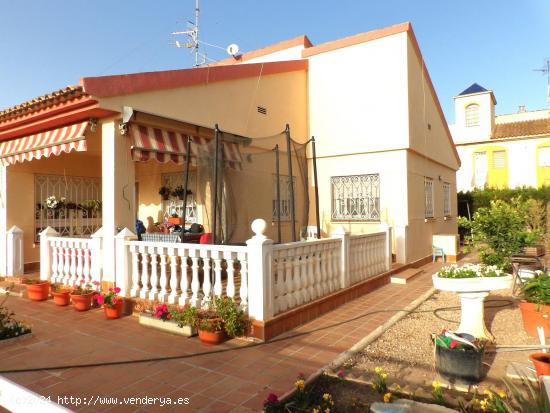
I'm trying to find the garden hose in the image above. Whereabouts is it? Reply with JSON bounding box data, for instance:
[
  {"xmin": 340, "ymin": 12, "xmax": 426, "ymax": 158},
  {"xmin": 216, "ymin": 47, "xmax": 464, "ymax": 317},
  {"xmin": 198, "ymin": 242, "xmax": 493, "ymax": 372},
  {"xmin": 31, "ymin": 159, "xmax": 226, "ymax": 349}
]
[{"xmin": 0, "ymin": 298, "xmax": 518, "ymax": 374}]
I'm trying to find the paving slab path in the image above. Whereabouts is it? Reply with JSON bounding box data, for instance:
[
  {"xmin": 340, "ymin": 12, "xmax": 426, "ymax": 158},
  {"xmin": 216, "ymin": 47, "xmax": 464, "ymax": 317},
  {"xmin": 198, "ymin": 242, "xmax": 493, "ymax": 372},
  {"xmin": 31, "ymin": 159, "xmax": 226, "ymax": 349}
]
[{"xmin": 0, "ymin": 261, "xmax": 442, "ymax": 413}]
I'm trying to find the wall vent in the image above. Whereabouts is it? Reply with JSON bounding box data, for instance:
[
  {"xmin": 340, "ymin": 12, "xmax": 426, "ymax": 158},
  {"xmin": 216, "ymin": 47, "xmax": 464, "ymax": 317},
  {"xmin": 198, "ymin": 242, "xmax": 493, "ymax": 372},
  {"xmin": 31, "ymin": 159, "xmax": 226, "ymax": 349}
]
[{"xmin": 257, "ymin": 106, "xmax": 267, "ymax": 115}]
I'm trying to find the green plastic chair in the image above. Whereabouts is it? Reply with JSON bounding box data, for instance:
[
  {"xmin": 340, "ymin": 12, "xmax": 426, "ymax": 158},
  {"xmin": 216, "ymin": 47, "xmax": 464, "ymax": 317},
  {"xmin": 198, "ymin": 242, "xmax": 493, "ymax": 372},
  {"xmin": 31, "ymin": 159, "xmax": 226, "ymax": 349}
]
[{"xmin": 433, "ymin": 245, "xmax": 445, "ymax": 263}]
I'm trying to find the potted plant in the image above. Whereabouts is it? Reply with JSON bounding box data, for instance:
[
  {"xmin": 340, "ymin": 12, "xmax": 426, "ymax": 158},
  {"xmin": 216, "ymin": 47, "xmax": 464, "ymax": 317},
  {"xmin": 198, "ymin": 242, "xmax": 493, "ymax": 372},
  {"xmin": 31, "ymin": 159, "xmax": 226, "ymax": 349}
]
[
  {"xmin": 530, "ymin": 352, "xmax": 550, "ymax": 377},
  {"xmin": 69, "ymin": 280, "xmax": 96, "ymax": 311},
  {"xmin": 51, "ymin": 283, "xmax": 71, "ymax": 306},
  {"xmin": 171, "ymin": 186, "xmax": 191, "ymax": 200},
  {"xmin": 214, "ymin": 296, "xmax": 248, "ymax": 338},
  {"xmin": 0, "ymin": 285, "xmax": 32, "ymax": 341},
  {"xmin": 196, "ymin": 309, "xmax": 225, "ymax": 345},
  {"xmin": 94, "ymin": 286, "xmax": 123, "ymax": 319},
  {"xmin": 158, "ymin": 186, "xmax": 171, "ymax": 201},
  {"xmin": 519, "ymin": 273, "xmax": 550, "ymax": 337},
  {"xmin": 45, "ymin": 195, "xmax": 66, "ymax": 219},
  {"xmin": 138, "ymin": 304, "xmax": 197, "ymax": 337},
  {"xmin": 434, "ymin": 329, "xmax": 486, "ymax": 383},
  {"xmin": 168, "ymin": 213, "xmax": 183, "ymax": 226},
  {"xmin": 24, "ymin": 279, "xmax": 50, "ymax": 301}
]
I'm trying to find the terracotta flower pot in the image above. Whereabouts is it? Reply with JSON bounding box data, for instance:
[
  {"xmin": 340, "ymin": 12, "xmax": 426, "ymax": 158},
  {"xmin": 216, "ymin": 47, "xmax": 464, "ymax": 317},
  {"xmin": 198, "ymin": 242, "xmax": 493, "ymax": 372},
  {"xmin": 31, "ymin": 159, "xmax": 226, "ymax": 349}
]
[
  {"xmin": 198, "ymin": 328, "xmax": 226, "ymax": 345},
  {"xmin": 519, "ymin": 302, "xmax": 550, "ymax": 337},
  {"xmin": 530, "ymin": 352, "xmax": 550, "ymax": 377},
  {"xmin": 26, "ymin": 281, "xmax": 50, "ymax": 301},
  {"xmin": 51, "ymin": 290, "xmax": 70, "ymax": 306},
  {"xmin": 70, "ymin": 293, "xmax": 94, "ymax": 311},
  {"xmin": 104, "ymin": 301, "xmax": 124, "ymax": 319}
]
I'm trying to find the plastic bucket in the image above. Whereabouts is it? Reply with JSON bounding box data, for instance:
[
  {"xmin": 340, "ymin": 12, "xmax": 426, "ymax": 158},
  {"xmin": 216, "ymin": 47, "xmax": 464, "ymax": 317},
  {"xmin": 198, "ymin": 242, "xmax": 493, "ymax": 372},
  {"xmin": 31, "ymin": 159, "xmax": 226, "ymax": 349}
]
[{"xmin": 435, "ymin": 344, "xmax": 484, "ymax": 382}]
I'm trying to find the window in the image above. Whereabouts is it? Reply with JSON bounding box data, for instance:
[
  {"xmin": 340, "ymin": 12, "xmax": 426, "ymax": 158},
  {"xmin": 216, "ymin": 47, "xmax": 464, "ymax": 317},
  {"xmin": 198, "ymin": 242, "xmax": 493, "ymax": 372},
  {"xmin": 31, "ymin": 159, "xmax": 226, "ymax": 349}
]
[
  {"xmin": 331, "ymin": 174, "xmax": 380, "ymax": 221},
  {"xmin": 35, "ymin": 174, "xmax": 102, "ymax": 242},
  {"xmin": 443, "ymin": 182, "xmax": 451, "ymax": 216},
  {"xmin": 474, "ymin": 151, "xmax": 488, "ymax": 188},
  {"xmin": 161, "ymin": 172, "xmax": 197, "ymax": 223},
  {"xmin": 465, "ymin": 104, "xmax": 480, "ymax": 127},
  {"xmin": 539, "ymin": 147, "xmax": 550, "ymax": 167},
  {"xmin": 272, "ymin": 175, "xmax": 295, "ymax": 221},
  {"xmin": 492, "ymin": 151, "xmax": 506, "ymax": 169},
  {"xmin": 424, "ymin": 177, "xmax": 434, "ymax": 218}
]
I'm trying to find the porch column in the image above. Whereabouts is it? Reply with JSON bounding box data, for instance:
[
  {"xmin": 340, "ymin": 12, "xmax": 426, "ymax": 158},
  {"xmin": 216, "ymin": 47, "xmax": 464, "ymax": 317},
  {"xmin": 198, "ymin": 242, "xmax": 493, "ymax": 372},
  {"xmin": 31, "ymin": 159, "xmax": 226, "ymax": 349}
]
[
  {"xmin": 101, "ymin": 121, "xmax": 136, "ymax": 287},
  {"xmin": 0, "ymin": 166, "xmax": 7, "ymax": 275}
]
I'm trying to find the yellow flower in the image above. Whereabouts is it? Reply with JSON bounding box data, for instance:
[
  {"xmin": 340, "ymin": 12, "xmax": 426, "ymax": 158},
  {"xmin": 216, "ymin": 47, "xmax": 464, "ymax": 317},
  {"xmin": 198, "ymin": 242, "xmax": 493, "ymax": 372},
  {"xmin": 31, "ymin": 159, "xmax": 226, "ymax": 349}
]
[
  {"xmin": 381, "ymin": 373, "xmax": 388, "ymax": 380},
  {"xmin": 312, "ymin": 409, "xmax": 320, "ymax": 413},
  {"xmin": 324, "ymin": 408, "xmax": 331, "ymax": 413},
  {"xmin": 495, "ymin": 388, "xmax": 506, "ymax": 398},
  {"xmin": 480, "ymin": 400, "xmax": 488, "ymax": 411},
  {"xmin": 383, "ymin": 392, "xmax": 392, "ymax": 403},
  {"xmin": 393, "ymin": 384, "xmax": 401, "ymax": 391},
  {"xmin": 483, "ymin": 389, "xmax": 493, "ymax": 399},
  {"xmin": 294, "ymin": 379, "xmax": 305, "ymax": 391},
  {"xmin": 375, "ymin": 367, "xmax": 384, "ymax": 374},
  {"xmin": 322, "ymin": 393, "xmax": 332, "ymax": 401},
  {"xmin": 432, "ymin": 380, "xmax": 441, "ymax": 389}
]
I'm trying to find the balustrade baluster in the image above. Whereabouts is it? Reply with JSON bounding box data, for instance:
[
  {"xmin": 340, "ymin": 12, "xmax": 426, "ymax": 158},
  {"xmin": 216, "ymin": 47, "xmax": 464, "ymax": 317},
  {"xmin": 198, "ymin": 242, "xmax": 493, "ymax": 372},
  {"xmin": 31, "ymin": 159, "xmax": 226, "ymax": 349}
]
[
  {"xmin": 148, "ymin": 248, "xmax": 159, "ymax": 300},
  {"xmin": 284, "ymin": 251, "xmax": 294, "ymax": 310},
  {"xmin": 213, "ymin": 251, "xmax": 223, "ymax": 298},
  {"xmin": 158, "ymin": 247, "xmax": 168, "ymax": 302},
  {"xmin": 63, "ymin": 242, "xmax": 72, "ymax": 285},
  {"xmin": 139, "ymin": 246, "xmax": 150, "ymax": 299},
  {"xmin": 168, "ymin": 247, "xmax": 180, "ymax": 304},
  {"xmin": 69, "ymin": 242, "xmax": 77, "ymax": 285},
  {"xmin": 224, "ymin": 251, "xmax": 235, "ymax": 300},
  {"xmin": 202, "ymin": 252, "xmax": 212, "ymax": 305},
  {"xmin": 75, "ymin": 245, "xmax": 83, "ymax": 285},
  {"xmin": 300, "ymin": 247, "xmax": 309, "ymax": 303},
  {"xmin": 190, "ymin": 255, "xmax": 200, "ymax": 307},
  {"xmin": 306, "ymin": 245, "xmax": 316, "ymax": 301},
  {"xmin": 50, "ymin": 240, "xmax": 58, "ymax": 283},
  {"xmin": 314, "ymin": 250, "xmax": 323, "ymax": 298},
  {"xmin": 179, "ymin": 250, "xmax": 190, "ymax": 306},
  {"xmin": 293, "ymin": 247, "xmax": 303, "ymax": 306},
  {"xmin": 130, "ymin": 245, "xmax": 141, "ymax": 297},
  {"xmin": 57, "ymin": 241, "xmax": 65, "ymax": 284},
  {"xmin": 238, "ymin": 252, "xmax": 248, "ymax": 309},
  {"xmin": 82, "ymin": 248, "xmax": 91, "ymax": 285}
]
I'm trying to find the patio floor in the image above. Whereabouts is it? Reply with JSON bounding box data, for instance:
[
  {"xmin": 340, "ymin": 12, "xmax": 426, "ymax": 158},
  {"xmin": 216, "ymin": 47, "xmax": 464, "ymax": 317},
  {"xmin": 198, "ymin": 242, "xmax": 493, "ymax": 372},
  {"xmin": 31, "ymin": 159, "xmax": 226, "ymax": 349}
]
[{"xmin": 0, "ymin": 260, "xmax": 443, "ymax": 413}]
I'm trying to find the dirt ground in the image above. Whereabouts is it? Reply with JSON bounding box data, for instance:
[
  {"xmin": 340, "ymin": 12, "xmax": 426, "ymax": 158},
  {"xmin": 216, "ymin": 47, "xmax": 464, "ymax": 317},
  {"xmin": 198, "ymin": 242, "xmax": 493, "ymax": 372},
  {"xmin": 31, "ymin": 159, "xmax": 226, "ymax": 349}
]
[{"xmin": 342, "ymin": 288, "xmax": 539, "ymax": 394}]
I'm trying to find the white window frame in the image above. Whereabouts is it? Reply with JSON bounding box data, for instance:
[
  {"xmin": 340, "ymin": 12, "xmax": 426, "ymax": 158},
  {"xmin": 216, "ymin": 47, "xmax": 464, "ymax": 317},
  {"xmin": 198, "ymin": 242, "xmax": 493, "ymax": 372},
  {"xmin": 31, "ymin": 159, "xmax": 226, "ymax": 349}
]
[
  {"xmin": 443, "ymin": 182, "xmax": 451, "ymax": 217},
  {"xmin": 465, "ymin": 103, "xmax": 480, "ymax": 127},
  {"xmin": 272, "ymin": 174, "xmax": 295, "ymax": 222},
  {"xmin": 424, "ymin": 177, "xmax": 434, "ymax": 218},
  {"xmin": 331, "ymin": 174, "xmax": 380, "ymax": 221}
]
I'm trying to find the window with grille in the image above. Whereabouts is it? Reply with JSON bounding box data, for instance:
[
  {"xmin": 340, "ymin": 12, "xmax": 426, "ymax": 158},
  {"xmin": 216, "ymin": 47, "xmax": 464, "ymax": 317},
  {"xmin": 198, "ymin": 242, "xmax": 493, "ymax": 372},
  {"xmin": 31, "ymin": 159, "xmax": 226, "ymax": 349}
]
[
  {"xmin": 465, "ymin": 104, "xmax": 480, "ymax": 127},
  {"xmin": 331, "ymin": 174, "xmax": 380, "ymax": 221},
  {"xmin": 34, "ymin": 174, "xmax": 102, "ymax": 242},
  {"xmin": 539, "ymin": 147, "xmax": 550, "ymax": 167},
  {"xmin": 492, "ymin": 150, "xmax": 506, "ymax": 169},
  {"xmin": 443, "ymin": 182, "xmax": 451, "ymax": 216},
  {"xmin": 424, "ymin": 177, "xmax": 434, "ymax": 218},
  {"xmin": 161, "ymin": 172, "xmax": 197, "ymax": 223},
  {"xmin": 272, "ymin": 175, "xmax": 295, "ymax": 221}
]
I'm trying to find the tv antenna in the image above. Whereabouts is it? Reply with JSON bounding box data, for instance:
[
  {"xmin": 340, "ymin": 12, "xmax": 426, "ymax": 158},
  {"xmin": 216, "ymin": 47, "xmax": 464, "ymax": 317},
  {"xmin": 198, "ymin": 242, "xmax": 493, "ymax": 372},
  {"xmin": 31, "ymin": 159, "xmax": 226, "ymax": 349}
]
[
  {"xmin": 534, "ymin": 59, "xmax": 550, "ymax": 107},
  {"xmin": 171, "ymin": 0, "xmax": 240, "ymax": 67}
]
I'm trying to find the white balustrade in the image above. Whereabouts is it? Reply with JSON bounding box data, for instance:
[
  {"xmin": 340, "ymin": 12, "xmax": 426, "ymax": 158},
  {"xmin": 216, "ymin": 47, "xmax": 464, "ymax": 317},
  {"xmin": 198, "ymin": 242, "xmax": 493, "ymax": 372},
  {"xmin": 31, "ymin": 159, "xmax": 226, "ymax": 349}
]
[
  {"xmin": 39, "ymin": 227, "xmax": 103, "ymax": 287},
  {"xmin": 349, "ymin": 232, "xmax": 389, "ymax": 285}
]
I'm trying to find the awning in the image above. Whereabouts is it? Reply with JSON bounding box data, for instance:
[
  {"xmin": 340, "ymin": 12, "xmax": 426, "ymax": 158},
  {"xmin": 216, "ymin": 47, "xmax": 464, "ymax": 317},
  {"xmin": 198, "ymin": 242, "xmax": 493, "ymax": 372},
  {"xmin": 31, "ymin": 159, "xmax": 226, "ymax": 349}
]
[
  {"xmin": 0, "ymin": 121, "xmax": 89, "ymax": 166},
  {"xmin": 129, "ymin": 124, "xmax": 243, "ymax": 169}
]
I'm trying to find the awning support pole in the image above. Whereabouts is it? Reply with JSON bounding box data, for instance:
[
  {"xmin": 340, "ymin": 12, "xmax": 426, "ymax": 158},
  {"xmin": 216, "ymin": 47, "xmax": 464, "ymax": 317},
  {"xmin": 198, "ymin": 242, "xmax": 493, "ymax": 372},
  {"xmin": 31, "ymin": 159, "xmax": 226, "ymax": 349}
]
[
  {"xmin": 275, "ymin": 144, "xmax": 282, "ymax": 244},
  {"xmin": 219, "ymin": 143, "xmax": 224, "ymax": 243},
  {"xmin": 285, "ymin": 124, "xmax": 297, "ymax": 242},
  {"xmin": 212, "ymin": 125, "xmax": 220, "ymax": 245},
  {"xmin": 311, "ymin": 136, "xmax": 321, "ymax": 239},
  {"xmin": 181, "ymin": 137, "xmax": 192, "ymax": 243}
]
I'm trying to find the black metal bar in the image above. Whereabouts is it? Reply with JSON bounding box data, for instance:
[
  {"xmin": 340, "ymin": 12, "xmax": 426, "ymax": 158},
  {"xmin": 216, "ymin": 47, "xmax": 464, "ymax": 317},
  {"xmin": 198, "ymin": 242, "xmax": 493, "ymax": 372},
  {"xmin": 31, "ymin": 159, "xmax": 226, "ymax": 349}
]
[
  {"xmin": 311, "ymin": 136, "xmax": 321, "ymax": 239},
  {"xmin": 181, "ymin": 137, "xmax": 192, "ymax": 243},
  {"xmin": 275, "ymin": 144, "xmax": 281, "ymax": 244},
  {"xmin": 285, "ymin": 124, "xmax": 297, "ymax": 242},
  {"xmin": 219, "ymin": 143, "xmax": 224, "ymax": 243},
  {"xmin": 212, "ymin": 125, "xmax": 220, "ymax": 245}
]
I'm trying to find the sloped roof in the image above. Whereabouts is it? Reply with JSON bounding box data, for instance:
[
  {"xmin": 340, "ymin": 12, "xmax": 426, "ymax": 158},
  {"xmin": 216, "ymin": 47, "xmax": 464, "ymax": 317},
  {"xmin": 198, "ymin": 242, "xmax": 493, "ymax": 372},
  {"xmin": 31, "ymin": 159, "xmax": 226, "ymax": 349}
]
[
  {"xmin": 493, "ymin": 118, "xmax": 550, "ymax": 139},
  {"xmin": 459, "ymin": 83, "xmax": 488, "ymax": 96},
  {"xmin": 0, "ymin": 86, "xmax": 86, "ymax": 123}
]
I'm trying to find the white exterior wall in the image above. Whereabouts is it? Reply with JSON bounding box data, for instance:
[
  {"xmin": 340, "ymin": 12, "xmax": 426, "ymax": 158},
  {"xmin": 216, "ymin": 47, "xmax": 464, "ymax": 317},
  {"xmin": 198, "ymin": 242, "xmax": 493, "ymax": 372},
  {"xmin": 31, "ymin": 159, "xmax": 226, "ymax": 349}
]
[
  {"xmin": 307, "ymin": 32, "xmax": 410, "ymax": 157},
  {"xmin": 456, "ymin": 137, "xmax": 550, "ymax": 191},
  {"xmin": 244, "ymin": 45, "xmax": 306, "ymax": 64},
  {"xmin": 453, "ymin": 92, "xmax": 495, "ymax": 144}
]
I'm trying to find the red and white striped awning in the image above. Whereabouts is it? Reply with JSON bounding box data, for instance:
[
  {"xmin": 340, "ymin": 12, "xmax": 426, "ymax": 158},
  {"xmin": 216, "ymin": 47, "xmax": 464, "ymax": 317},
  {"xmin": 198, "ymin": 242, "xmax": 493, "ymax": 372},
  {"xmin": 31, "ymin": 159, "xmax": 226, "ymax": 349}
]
[
  {"xmin": 129, "ymin": 124, "xmax": 243, "ymax": 169},
  {"xmin": 0, "ymin": 122, "xmax": 89, "ymax": 167}
]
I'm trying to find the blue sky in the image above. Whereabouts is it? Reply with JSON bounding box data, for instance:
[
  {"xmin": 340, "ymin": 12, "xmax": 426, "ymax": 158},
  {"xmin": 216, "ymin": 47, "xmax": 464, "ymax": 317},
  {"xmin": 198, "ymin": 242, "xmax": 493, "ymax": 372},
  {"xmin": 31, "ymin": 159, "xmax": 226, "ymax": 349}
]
[{"xmin": 0, "ymin": 1, "xmax": 548, "ymax": 123}]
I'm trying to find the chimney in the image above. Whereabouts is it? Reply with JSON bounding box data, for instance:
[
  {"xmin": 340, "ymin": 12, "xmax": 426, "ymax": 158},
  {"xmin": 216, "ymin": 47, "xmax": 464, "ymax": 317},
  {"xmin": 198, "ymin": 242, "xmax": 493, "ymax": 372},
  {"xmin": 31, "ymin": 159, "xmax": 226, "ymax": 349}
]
[{"xmin": 518, "ymin": 105, "xmax": 526, "ymax": 113}]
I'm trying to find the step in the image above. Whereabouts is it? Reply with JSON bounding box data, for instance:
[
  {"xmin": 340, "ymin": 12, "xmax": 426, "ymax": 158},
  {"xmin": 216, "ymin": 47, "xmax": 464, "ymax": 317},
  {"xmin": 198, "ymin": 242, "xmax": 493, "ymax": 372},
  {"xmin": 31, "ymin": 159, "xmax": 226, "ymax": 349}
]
[
  {"xmin": 0, "ymin": 281, "xmax": 27, "ymax": 297},
  {"xmin": 390, "ymin": 268, "xmax": 424, "ymax": 284}
]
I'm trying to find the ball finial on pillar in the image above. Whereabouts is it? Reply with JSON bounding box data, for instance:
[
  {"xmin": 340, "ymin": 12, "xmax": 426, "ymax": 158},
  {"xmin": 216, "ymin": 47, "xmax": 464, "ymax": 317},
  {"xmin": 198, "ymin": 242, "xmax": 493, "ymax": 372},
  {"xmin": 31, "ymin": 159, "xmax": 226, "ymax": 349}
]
[{"xmin": 251, "ymin": 219, "xmax": 267, "ymax": 239}]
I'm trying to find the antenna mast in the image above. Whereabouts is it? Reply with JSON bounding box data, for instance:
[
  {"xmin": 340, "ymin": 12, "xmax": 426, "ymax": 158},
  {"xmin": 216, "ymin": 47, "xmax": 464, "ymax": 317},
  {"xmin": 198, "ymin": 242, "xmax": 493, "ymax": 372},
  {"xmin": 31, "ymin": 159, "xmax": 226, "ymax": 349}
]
[
  {"xmin": 194, "ymin": 0, "xmax": 200, "ymax": 67},
  {"xmin": 172, "ymin": 0, "xmax": 204, "ymax": 67},
  {"xmin": 534, "ymin": 59, "xmax": 550, "ymax": 107}
]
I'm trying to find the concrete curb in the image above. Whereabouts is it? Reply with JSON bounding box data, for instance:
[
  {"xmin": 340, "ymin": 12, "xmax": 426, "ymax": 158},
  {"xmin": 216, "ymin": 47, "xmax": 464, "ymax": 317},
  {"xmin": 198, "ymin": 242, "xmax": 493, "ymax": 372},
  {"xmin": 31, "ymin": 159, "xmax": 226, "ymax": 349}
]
[{"xmin": 277, "ymin": 287, "xmax": 436, "ymax": 403}]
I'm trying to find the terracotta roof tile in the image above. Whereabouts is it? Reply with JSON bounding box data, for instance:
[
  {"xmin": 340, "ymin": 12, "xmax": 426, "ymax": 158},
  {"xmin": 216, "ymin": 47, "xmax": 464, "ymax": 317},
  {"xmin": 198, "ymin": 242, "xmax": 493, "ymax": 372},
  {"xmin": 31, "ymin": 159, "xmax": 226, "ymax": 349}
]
[
  {"xmin": 0, "ymin": 86, "xmax": 86, "ymax": 123},
  {"xmin": 492, "ymin": 118, "xmax": 550, "ymax": 139}
]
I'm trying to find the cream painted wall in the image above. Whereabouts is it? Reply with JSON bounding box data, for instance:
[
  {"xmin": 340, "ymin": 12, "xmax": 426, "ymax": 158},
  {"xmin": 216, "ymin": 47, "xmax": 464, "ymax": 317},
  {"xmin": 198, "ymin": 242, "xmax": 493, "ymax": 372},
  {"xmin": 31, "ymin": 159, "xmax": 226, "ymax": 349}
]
[
  {"xmin": 406, "ymin": 151, "xmax": 458, "ymax": 262},
  {"xmin": 456, "ymin": 136, "xmax": 550, "ymax": 191},
  {"xmin": 244, "ymin": 45, "xmax": 306, "ymax": 64},
  {"xmin": 406, "ymin": 37, "xmax": 459, "ymax": 171},
  {"xmin": 5, "ymin": 130, "xmax": 102, "ymax": 265},
  {"xmin": 307, "ymin": 32, "xmax": 410, "ymax": 157},
  {"xmin": 97, "ymin": 71, "xmax": 308, "ymax": 143}
]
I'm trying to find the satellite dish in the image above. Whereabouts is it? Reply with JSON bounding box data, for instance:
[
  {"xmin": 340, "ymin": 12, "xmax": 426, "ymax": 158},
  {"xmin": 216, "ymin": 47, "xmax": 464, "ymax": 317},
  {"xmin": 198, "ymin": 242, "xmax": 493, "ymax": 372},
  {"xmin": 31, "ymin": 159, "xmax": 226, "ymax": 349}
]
[{"xmin": 226, "ymin": 43, "xmax": 240, "ymax": 56}]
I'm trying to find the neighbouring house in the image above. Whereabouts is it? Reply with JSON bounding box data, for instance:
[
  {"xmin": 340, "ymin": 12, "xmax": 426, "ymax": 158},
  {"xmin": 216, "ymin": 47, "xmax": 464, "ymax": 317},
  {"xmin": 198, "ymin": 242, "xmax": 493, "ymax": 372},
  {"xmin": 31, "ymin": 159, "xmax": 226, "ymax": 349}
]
[
  {"xmin": 451, "ymin": 83, "xmax": 550, "ymax": 191},
  {"xmin": 0, "ymin": 21, "xmax": 458, "ymax": 339}
]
